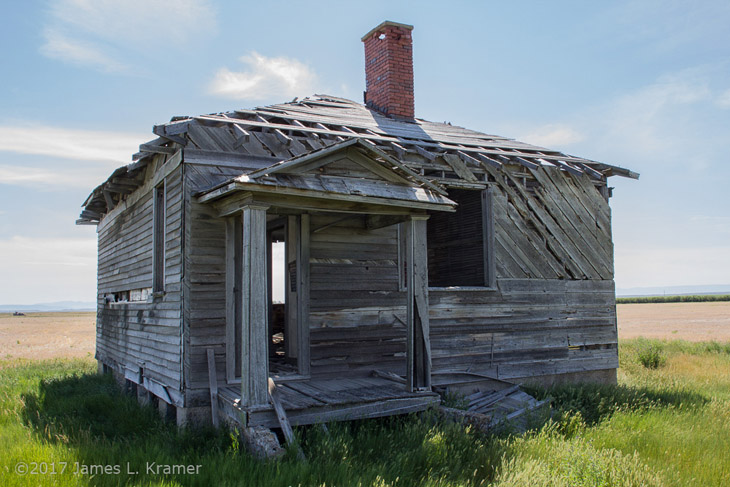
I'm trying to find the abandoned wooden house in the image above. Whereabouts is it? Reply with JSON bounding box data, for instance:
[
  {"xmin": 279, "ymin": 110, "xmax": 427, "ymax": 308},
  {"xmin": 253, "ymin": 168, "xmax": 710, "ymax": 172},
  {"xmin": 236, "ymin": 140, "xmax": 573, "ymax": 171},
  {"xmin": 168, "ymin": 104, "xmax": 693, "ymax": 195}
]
[{"xmin": 78, "ymin": 21, "xmax": 638, "ymax": 431}]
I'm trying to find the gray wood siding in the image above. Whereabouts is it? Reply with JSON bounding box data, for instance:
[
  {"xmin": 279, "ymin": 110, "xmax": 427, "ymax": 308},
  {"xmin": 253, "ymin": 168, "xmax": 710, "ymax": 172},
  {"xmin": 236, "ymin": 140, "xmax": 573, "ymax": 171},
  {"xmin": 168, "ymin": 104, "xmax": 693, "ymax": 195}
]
[
  {"xmin": 309, "ymin": 215, "xmax": 407, "ymax": 377},
  {"xmin": 182, "ymin": 162, "xmax": 252, "ymax": 402},
  {"xmin": 429, "ymin": 279, "xmax": 618, "ymax": 380},
  {"xmin": 96, "ymin": 154, "xmax": 184, "ymax": 396},
  {"xmin": 488, "ymin": 166, "xmax": 614, "ymax": 281}
]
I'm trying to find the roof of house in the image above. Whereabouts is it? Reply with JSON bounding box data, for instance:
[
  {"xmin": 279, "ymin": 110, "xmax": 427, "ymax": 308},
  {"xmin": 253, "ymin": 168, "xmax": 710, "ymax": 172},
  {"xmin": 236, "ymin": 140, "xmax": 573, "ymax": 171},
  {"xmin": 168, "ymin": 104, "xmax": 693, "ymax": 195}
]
[{"xmin": 77, "ymin": 94, "xmax": 638, "ymax": 224}]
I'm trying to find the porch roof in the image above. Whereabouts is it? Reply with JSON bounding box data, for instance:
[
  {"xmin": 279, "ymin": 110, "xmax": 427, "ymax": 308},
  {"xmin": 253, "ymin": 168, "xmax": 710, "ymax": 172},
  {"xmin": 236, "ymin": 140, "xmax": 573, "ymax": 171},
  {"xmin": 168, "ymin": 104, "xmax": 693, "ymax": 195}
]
[{"xmin": 197, "ymin": 137, "xmax": 457, "ymax": 212}]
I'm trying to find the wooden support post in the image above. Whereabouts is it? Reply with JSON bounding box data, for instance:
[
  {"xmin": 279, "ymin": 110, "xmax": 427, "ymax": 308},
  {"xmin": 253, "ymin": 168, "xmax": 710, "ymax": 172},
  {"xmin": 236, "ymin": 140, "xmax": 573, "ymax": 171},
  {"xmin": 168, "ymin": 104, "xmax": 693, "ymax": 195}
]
[
  {"xmin": 297, "ymin": 213, "xmax": 311, "ymax": 376},
  {"xmin": 225, "ymin": 217, "xmax": 241, "ymax": 383},
  {"xmin": 206, "ymin": 348, "xmax": 220, "ymax": 427},
  {"xmin": 405, "ymin": 215, "xmax": 432, "ymax": 392},
  {"xmin": 268, "ymin": 378, "xmax": 306, "ymax": 461},
  {"xmin": 285, "ymin": 216, "xmax": 298, "ymax": 359},
  {"xmin": 482, "ymin": 187, "xmax": 497, "ymax": 288},
  {"xmin": 240, "ymin": 205, "xmax": 270, "ymax": 407}
]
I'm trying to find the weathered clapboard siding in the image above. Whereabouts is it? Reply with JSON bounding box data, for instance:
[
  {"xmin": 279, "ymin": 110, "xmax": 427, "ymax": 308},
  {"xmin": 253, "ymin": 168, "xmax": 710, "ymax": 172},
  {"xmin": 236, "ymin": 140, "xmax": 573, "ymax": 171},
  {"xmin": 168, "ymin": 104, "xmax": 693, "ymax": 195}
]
[
  {"xmin": 96, "ymin": 154, "xmax": 184, "ymax": 395},
  {"xmin": 308, "ymin": 215, "xmax": 408, "ymax": 377},
  {"xmin": 181, "ymin": 161, "xmax": 261, "ymax": 399},
  {"xmin": 488, "ymin": 166, "xmax": 614, "ymax": 281},
  {"xmin": 429, "ymin": 279, "xmax": 618, "ymax": 381}
]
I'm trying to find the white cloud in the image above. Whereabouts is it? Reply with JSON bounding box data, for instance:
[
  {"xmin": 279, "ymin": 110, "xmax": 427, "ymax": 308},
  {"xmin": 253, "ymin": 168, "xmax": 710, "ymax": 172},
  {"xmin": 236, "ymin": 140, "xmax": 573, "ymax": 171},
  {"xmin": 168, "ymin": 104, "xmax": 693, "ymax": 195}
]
[
  {"xmin": 41, "ymin": 28, "xmax": 128, "ymax": 73},
  {"xmin": 0, "ymin": 236, "xmax": 97, "ymax": 304},
  {"xmin": 42, "ymin": 0, "xmax": 216, "ymax": 72},
  {"xmin": 209, "ymin": 52, "xmax": 318, "ymax": 100},
  {"xmin": 0, "ymin": 124, "xmax": 146, "ymax": 163},
  {"xmin": 518, "ymin": 123, "xmax": 584, "ymax": 148}
]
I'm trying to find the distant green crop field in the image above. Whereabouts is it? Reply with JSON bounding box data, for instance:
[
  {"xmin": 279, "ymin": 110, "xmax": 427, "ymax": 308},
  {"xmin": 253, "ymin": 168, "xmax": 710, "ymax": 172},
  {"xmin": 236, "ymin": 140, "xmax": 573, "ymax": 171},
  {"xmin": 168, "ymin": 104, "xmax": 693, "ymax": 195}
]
[
  {"xmin": 617, "ymin": 294, "xmax": 730, "ymax": 304},
  {"xmin": 1, "ymin": 339, "xmax": 729, "ymax": 486}
]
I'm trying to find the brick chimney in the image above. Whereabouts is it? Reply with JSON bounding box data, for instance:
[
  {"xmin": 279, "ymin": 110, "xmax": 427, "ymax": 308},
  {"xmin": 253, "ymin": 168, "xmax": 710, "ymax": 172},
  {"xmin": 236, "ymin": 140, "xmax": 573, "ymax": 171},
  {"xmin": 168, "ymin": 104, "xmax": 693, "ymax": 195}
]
[{"xmin": 362, "ymin": 21, "xmax": 415, "ymax": 120}]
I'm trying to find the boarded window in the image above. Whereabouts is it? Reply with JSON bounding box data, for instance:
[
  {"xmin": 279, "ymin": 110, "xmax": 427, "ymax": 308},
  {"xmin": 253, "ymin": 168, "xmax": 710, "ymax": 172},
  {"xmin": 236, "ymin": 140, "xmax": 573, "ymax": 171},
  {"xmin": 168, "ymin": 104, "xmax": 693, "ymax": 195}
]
[
  {"xmin": 427, "ymin": 188, "xmax": 494, "ymax": 287},
  {"xmin": 152, "ymin": 183, "xmax": 165, "ymax": 293}
]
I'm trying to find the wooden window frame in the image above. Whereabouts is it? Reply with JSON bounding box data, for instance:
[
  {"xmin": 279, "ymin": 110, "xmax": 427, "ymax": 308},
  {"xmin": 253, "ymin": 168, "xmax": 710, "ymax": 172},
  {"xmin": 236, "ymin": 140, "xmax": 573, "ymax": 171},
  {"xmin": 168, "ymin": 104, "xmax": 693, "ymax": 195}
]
[
  {"xmin": 424, "ymin": 186, "xmax": 496, "ymax": 290},
  {"xmin": 152, "ymin": 181, "xmax": 166, "ymax": 294}
]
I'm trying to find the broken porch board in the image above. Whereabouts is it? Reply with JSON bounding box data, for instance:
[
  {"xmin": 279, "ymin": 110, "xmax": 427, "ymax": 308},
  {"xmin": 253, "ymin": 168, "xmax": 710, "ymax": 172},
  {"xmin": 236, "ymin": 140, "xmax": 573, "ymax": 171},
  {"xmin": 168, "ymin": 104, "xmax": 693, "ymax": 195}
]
[
  {"xmin": 268, "ymin": 377, "xmax": 306, "ymax": 461},
  {"xmin": 217, "ymin": 376, "xmax": 440, "ymax": 430}
]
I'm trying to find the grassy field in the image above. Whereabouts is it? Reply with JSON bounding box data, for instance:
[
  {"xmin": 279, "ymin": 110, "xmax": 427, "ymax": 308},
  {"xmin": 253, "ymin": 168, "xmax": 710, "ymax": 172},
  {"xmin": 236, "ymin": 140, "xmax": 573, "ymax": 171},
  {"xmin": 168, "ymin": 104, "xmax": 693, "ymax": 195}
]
[{"xmin": 1, "ymin": 339, "xmax": 729, "ymax": 486}]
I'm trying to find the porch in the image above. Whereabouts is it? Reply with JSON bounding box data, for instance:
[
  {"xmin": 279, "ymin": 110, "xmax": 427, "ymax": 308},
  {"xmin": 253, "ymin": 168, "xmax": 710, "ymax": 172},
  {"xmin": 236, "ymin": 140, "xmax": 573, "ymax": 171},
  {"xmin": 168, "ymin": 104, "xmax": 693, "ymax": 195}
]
[{"xmin": 217, "ymin": 375, "xmax": 440, "ymax": 429}]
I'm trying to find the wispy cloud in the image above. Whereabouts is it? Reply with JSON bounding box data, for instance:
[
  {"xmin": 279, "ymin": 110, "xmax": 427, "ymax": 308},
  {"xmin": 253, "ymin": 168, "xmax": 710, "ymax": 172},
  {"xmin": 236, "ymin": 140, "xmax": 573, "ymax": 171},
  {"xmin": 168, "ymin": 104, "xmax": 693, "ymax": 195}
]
[
  {"xmin": 40, "ymin": 28, "xmax": 127, "ymax": 73},
  {"xmin": 0, "ymin": 164, "xmax": 109, "ymax": 189},
  {"xmin": 518, "ymin": 123, "xmax": 584, "ymax": 148},
  {"xmin": 209, "ymin": 52, "xmax": 318, "ymax": 100},
  {"xmin": 573, "ymin": 67, "xmax": 730, "ymax": 171},
  {"xmin": 41, "ymin": 0, "xmax": 216, "ymax": 72},
  {"xmin": 0, "ymin": 124, "xmax": 146, "ymax": 162}
]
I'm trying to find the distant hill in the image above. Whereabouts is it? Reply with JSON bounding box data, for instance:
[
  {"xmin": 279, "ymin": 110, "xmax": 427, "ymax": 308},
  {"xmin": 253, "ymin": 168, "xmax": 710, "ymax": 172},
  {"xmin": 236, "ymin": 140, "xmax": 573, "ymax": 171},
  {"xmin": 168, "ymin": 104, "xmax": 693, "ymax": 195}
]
[
  {"xmin": 0, "ymin": 301, "xmax": 96, "ymax": 312},
  {"xmin": 616, "ymin": 284, "xmax": 730, "ymax": 298}
]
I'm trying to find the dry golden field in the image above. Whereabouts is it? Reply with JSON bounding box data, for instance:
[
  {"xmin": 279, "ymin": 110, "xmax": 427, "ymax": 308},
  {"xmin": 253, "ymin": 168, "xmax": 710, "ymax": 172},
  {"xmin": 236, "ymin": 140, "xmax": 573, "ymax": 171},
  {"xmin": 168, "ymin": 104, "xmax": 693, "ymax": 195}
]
[
  {"xmin": 0, "ymin": 302, "xmax": 728, "ymax": 361},
  {"xmin": 617, "ymin": 301, "xmax": 730, "ymax": 341},
  {"xmin": 0, "ymin": 311, "xmax": 96, "ymax": 360}
]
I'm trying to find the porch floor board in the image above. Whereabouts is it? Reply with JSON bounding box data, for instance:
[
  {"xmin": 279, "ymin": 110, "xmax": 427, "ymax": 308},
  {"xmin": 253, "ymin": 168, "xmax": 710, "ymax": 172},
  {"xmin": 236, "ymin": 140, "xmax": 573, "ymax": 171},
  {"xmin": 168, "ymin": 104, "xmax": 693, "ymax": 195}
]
[{"xmin": 218, "ymin": 376, "xmax": 440, "ymax": 429}]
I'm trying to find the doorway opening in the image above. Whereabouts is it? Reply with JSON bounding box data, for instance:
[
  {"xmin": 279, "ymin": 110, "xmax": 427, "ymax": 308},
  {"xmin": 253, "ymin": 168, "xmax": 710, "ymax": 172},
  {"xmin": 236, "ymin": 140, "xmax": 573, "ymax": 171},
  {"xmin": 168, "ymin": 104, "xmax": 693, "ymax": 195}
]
[{"xmin": 267, "ymin": 217, "xmax": 303, "ymax": 377}]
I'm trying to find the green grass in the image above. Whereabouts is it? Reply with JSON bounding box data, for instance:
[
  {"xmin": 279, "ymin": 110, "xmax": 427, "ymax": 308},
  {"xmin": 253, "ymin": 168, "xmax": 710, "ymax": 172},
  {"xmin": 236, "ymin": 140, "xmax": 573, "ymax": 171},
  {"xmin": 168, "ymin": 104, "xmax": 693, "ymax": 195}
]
[
  {"xmin": 616, "ymin": 294, "xmax": 730, "ymax": 304},
  {"xmin": 1, "ymin": 340, "xmax": 730, "ymax": 486}
]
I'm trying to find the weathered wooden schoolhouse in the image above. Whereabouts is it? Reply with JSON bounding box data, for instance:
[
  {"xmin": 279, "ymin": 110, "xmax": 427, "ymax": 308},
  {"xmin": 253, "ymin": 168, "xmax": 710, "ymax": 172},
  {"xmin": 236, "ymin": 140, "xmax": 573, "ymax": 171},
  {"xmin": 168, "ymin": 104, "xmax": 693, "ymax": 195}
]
[{"xmin": 78, "ymin": 21, "xmax": 638, "ymax": 432}]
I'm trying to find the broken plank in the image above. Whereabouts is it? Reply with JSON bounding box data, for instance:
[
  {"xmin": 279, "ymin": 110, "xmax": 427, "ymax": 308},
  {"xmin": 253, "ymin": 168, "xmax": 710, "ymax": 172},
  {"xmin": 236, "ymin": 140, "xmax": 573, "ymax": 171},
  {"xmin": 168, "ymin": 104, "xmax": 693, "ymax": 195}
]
[
  {"xmin": 206, "ymin": 348, "xmax": 219, "ymax": 427},
  {"xmin": 268, "ymin": 378, "xmax": 305, "ymax": 461}
]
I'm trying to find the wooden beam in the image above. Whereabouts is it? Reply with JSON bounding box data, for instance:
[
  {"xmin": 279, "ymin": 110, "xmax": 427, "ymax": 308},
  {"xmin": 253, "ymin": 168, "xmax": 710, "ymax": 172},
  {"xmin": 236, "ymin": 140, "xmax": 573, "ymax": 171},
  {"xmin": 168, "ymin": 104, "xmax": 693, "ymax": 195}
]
[
  {"xmin": 482, "ymin": 187, "xmax": 497, "ymax": 288},
  {"xmin": 232, "ymin": 125, "xmax": 250, "ymax": 148},
  {"xmin": 139, "ymin": 142, "xmax": 177, "ymax": 155},
  {"xmin": 225, "ymin": 217, "xmax": 239, "ymax": 383},
  {"xmin": 207, "ymin": 348, "xmax": 220, "ymax": 428},
  {"xmin": 268, "ymin": 378, "xmax": 305, "ymax": 461},
  {"xmin": 359, "ymin": 139, "xmax": 448, "ymax": 196},
  {"xmin": 442, "ymin": 154, "xmax": 478, "ymax": 182},
  {"xmin": 102, "ymin": 190, "xmax": 116, "ymax": 211},
  {"xmin": 152, "ymin": 124, "xmax": 187, "ymax": 145},
  {"xmin": 240, "ymin": 205, "xmax": 270, "ymax": 407},
  {"xmin": 274, "ymin": 128, "xmax": 292, "ymax": 146},
  {"xmin": 246, "ymin": 139, "xmax": 359, "ymax": 179},
  {"xmin": 414, "ymin": 144, "xmax": 438, "ymax": 161},
  {"xmin": 405, "ymin": 215, "xmax": 432, "ymax": 392},
  {"xmin": 365, "ymin": 214, "xmax": 409, "ymax": 230},
  {"xmin": 297, "ymin": 214, "xmax": 311, "ymax": 376}
]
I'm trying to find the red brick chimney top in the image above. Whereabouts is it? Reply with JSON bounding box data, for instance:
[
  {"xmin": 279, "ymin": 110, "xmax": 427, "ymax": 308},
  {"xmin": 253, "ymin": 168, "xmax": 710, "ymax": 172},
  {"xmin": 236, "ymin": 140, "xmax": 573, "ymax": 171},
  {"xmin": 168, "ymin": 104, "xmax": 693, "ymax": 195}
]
[{"xmin": 362, "ymin": 21, "xmax": 415, "ymax": 120}]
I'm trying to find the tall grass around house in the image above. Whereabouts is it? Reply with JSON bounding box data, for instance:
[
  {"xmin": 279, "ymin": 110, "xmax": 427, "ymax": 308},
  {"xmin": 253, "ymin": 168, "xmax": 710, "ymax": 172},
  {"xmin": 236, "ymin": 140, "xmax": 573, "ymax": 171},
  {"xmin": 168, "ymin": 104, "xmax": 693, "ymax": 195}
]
[
  {"xmin": 1, "ymin": 338, "xmax": 730, "ymax": 486},
  {"xmin": 527, "ymin": 338, "xmax": 730, "ymax": 486}
]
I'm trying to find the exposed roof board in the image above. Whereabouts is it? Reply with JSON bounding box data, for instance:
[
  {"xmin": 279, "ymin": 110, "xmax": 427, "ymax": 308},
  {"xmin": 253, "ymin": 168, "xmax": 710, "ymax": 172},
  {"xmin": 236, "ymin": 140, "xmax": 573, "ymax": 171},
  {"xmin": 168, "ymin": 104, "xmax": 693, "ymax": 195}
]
[{"xmin": 77, "ymin": 95, "xmax": 638, "ymax": 224}]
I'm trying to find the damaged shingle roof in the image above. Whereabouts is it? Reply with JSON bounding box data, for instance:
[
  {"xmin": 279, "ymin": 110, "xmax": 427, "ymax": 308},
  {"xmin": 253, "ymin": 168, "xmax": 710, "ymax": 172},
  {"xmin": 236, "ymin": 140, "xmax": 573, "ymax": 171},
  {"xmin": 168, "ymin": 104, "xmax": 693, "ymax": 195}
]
[{"xmin": 78, "ymin": 94, "xmax": 638, "ymax": 224}]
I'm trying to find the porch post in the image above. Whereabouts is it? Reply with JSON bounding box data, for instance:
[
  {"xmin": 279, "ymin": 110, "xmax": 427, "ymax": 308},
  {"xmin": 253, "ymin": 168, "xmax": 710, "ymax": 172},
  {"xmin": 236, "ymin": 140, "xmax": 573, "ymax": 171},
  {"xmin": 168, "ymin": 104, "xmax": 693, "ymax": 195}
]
[
  {"xmin": 405, "ymin": 215, "xmax": 431, "ymax": 391},
  {"xmin": 297, "ymin": 213, "xmax": 311, "ymax": 376},
  {"xmin": 240, "ymin": 204, "xmax": 270, "ymax": 407}
]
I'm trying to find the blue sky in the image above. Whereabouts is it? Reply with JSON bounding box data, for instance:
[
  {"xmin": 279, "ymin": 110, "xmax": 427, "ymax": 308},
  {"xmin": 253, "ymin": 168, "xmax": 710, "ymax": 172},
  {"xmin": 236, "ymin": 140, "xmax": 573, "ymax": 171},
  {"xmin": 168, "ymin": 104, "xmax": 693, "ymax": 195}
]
[{"xmin": 1, "ymin": 0, "xmax": 729, "ymax": 304}]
